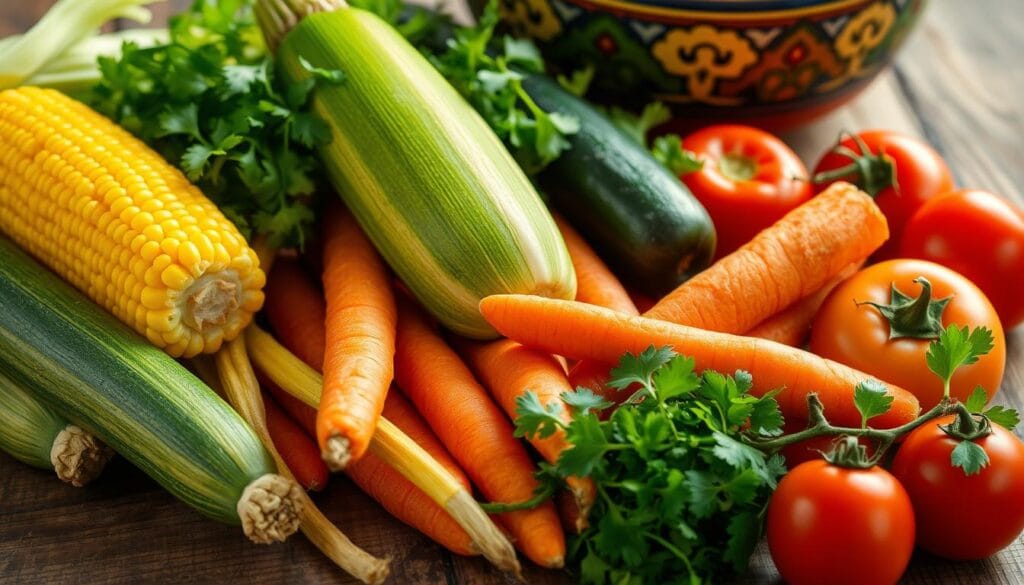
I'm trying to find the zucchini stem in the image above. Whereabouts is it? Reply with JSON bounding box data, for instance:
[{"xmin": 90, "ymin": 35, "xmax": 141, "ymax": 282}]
[
  {"xmin": 245, "ymin": 326, "xmax": 522, "ymax": 574},
  {"xmin": 215, "ymin": 337, "xmax": 390, "ymax": 582},
  {"xmin": 50, "ymin": 425, "xmax": 114, "ymax": 487}
]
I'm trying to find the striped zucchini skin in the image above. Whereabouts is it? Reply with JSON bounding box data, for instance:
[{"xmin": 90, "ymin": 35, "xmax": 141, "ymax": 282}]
[
  {"xmin": 0, "ymin": 367, "xmax": 65, "ymax": 470},
  {"xmin": 277, "ymin": 8, "xmax": 576, "ymax": 338},
  {"xmin": 0, "ymin": 237, "xmax": 275, "ymax": 524}
]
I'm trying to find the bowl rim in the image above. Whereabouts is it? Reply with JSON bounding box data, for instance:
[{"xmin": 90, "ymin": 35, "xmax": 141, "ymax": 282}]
[{"xmin": 570, "ymin": 0, "xmax": 874, "ymax": 19}]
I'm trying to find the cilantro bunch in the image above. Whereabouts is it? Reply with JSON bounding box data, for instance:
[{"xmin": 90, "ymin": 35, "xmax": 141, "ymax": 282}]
[
  {"xmin": 517, "ymin": 347, "xmax": 786, "ymax": 584},
  {"xmin": 425, "ymin": 0, "xmax": 579, "ymax": 176},
  {"xmin": 89, "ymin": 0, "xmax": 341, "ymax": 248}
]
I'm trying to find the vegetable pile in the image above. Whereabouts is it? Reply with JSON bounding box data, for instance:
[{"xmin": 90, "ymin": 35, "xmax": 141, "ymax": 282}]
[{"xmin": 0, "ymin": 0, "xmax": 1022, "ymax": 585}]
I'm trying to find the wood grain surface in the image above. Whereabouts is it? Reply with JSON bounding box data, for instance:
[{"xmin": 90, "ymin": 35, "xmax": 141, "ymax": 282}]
[{"xmin": 1, "ymin": 1, "xmax": 1023, "ymax": 584}]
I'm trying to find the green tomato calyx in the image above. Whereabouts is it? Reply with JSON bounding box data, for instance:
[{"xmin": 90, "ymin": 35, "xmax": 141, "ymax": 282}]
[{"xmin": 858, "ymin": 277, "xmax": 952, "ymax": 340}]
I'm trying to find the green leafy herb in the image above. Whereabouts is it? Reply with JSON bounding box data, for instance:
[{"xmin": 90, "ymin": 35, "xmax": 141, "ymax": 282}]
[
  {"xmin": 964, "ymin": 386, "xmax": 989, "ymax": 413},
  {"xmin": 652, "ymin": 134, "xmax": 703, "ymax": 176},
  {"xmin": 981, "ymin": 405, "xmax": 1020, "ymax": 431},
  {"xmin": 562, "ymin": 387, "xmax": 614, "ymax": 416},
  {"xmin": 424, "ymin": 0, "xmax": 578, "ymax": 175},
  {"xmin": 516, "ymin": 346, "xmax": 784, "ymax": 584},
  {"xmin": 348, "ymin": 0, "xmax": 450, "ymax": 45},
  {"xmin": 964, "ymin": 387, "xmax": 1020, "ymax": 430},
  {"xmin": 606, "ymin": 101, "xmax": 671, "ymax": 146},
  {"xmin": 89, "ymin": 0, "xmax": 343, "ymax": 248},
  {"xmin": 925, "ymin": 325, "xmax": 995, "ymax": 388},
  {"xmin": 556, "ymin": 65, "xmax": 595, "ymax": 98},
  {"xmin": 950, "ymin": 439, "xmax": 990, "ymax": 475},
  {"xmin": 853, "ymin": 379, "xmax": 894, "ymax": 429}
]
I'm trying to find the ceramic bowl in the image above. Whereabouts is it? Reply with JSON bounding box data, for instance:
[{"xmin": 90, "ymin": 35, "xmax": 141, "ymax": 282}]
[{"xmin": 487, "ymin": 0, "xmax": 927, "ymax": 127}]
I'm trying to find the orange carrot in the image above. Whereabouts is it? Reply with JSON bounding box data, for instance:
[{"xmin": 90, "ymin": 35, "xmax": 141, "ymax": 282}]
[
  {"xmin": 318, "ymin": 204, "xmax": 397, "ymax": 469},
  {"xmin": 346, "ymin": 391, "xmax": 476, "ymax": 556},
  {"xmin": 479, "ymin": 294, "xmax": 920, "ymax": 430},
  {"xmin": 646, "ymin": 182, "xmax": 889, "ymax": 332},
  {"xmin": 745, "ymin": 262, "xmax": 862, "ymax": 347},
  {"xmin": 263, "ymin": 390, "xmax": 329, "ymax": 492},
  {"xmin": 457, "ymin": 338, "xmax": 597, "ymax": 532},
  {"xmin": 395, "ymin": 299, "xmax": 565, "ymax": 568},
  {"xmin": 265, "ymin": 259, "xmax": 326, "ymax": 370},
  {"xmin": 553, "ymin": 214, "xmax": 638, "ymax": 315},
  {"xmin": 263, "ymin": 313, "xmax": 475, "ymax": 554}
]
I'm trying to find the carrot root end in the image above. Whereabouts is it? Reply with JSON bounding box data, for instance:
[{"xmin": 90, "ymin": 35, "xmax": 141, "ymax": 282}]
[{"xmin": 323, "ymin": 435, "xmax": 352, "ymax": 471}]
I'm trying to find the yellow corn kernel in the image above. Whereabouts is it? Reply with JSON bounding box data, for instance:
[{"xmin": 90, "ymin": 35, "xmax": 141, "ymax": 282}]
[{"xmin": 0, "ymin": 87, "xmax": 264, "ymax": 357}]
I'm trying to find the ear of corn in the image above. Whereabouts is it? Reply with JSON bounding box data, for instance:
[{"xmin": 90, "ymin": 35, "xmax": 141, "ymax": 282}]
[
  {"xmin": 0, "ymin": 235, "xmax": 301, "ymax": 542},
  {"xmin": 0, "ymin": 87, "xmax": 265, "ymax": 357},
  {"xmin": 262, "ymin": 3, "xmax": 576, "ymax": 338},
  {"xmin": 0, "ymin": 367, "xmax": 113, "ymax": 486}
]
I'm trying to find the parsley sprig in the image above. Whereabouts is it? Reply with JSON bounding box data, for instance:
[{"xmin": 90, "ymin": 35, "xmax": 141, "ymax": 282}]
[
  {"xmin": 89, "ymin": 0, "xmax": 343, "ymax": 248},
  {"xmin": 516, "ymin": 347, "xmax": 786, "ymax": 584}
]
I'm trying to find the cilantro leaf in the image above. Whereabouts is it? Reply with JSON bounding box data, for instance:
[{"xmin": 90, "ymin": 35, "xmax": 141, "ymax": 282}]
[
  {"xmin": 222, "ymin": 64, "xmax": 262, "ymax": 96},
  {"xmin": 724, "ymin": 511, "xmax": 760, "ymax": 572},
  {"xmin": 712, "ymin": 432, "xmax": 779, "ymax": 486},
  {"xmin": 926, "ymin": 326, "xmax": 995, "ymax": 383},
  {"xmin": 964, "ymin": 386, "xmax": 989, "ymax": 413},
  {"xmin": 684, "ymin": 470, "xmax": 719, "ymax": 519},
  {"xmin": 983, "ymin": 405, "xmax": 1020, "ymax": 431},
  {"xmin": 298, "ymin": 56, "xmax": 346, "ymax": 84},
  {"xmin": 961, "ymin": 387, "xmax": 1019, "ymax": 430},
  {"xmin": 748, "ymin": 391, "xmax": 785, "ymax": 436},
  {"xmin": 181, "ymin": 143, "xmax": 221, "ymax": 181},
  {"xmin": 502, "ymin": 36, "xmax": 543, "ymax": 71},
  {"xmin": 853, "ymin": 379, "xmax": 894, "ymax": 428},
  {"xmin": 607, "ymin": 101, "xmax": 671, "ymax": 146},
  {"xmin": 559, "ymin": 413, "xmax": 610, "ymax": 477},
  {"xmin": 951, "ymin": 439, "xmax": 990, "ymax": 475},
  {"xmin": 609, "ymin": 345, "xmax": 677, "ymax": 392},
  {"xmin": 651, "ymin": 134, "xmax": 704, "ymax": 176},
  {"xmin": 157, "ymin": 103, "xmax": 203, "ymax": 141},
  {"xmin": 561, "ymin": 387, "xmax": 614, "ymax": 416},
  {"xmin": 556, "ymin": 65, "xmax": 595, "ymax": 98},
  {"xmin": 513, "ymin": 391, "xmax": 564, "ymax": 440},
  {"xmin": 652, "ymin": 355, "xmax": 699, "ymax": 401}
]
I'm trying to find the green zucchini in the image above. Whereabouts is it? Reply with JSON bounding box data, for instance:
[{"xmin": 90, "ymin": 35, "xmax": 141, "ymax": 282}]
[
  {"xmin": 523, "ymin": 73, "xmax": 717, "ymax": 297},
  {"xmin": 267, "ymin": 4, "xmax": 576, "ymax": 338},
  {"xmin": 0, "ymin": 236, "xmax": 301, "ymax": 543},
  {"xmin": 0, "ymin": 367, "xmax": 113, "ymax": 486}
]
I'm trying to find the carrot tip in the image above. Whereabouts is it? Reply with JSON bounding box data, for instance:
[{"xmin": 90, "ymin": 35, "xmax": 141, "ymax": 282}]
[
  {"xmin": 544, "ymin": 556, "xmax": 566, "ymax": 570},
  {"xmin": 322, "ymin": 435, "xmax": 351, "ymax": 471}
]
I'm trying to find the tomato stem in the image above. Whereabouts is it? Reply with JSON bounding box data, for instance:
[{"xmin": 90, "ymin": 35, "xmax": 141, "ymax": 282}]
[
  {"xmin": 812, "ymin": 132, "xmax": 899, "ymax": 197},
  {"xmin": 940, "ymin": 403, "xmax": 992, "ymax": 442},
  {"xmin": 746, "ymin": 394, "xmax": 959, "ymax": 462},
  {"xmin": 717, "ymin": 153, "xmax": 758, "ymax": 182},
  {"xmin": 856, "ymin": 277, "xmax": 952, "ymax": 340}
]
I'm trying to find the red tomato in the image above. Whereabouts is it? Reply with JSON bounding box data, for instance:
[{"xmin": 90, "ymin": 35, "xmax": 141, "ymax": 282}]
[
  {"xmin": 680, "ymin": 125, "xmax": 811, "ymax": 259},
  {"xmin": 767, "ymin": 460, "xmax": 915, "ymax": 585},
  {"xmin": 810, "ymin": 260, "xmax": 1005, "ymax": 409},
  {"xmin": 900, "ymin": 189, "xmax": 1024, "ymax": 329},
  {"xmin": 891, "ymin": 415, "xmax": 1024, "ymax": 560},
  {"xmin": 813, "ymin": 130, "xmax": 953, "ymax": 259}
]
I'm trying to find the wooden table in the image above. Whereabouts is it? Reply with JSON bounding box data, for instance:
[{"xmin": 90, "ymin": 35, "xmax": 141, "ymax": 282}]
[{"xmin": 2, "ymin": 1, "xmax": 1022, "ymax": 583}]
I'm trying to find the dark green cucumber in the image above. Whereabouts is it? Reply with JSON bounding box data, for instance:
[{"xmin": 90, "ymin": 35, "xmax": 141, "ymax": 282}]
[
  {"xmin": 524, "ymin": 73, "xmax": 717, "ymax": 296},
  {"xmin": 0, "ymin": 236, "xmax": 300, "ymax": 542}
]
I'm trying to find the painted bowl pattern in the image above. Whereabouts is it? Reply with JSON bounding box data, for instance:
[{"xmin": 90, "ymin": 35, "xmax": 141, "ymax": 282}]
[{"xmin": 493, "ymin": 0, "xmax": 926, "ymax": 122}]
